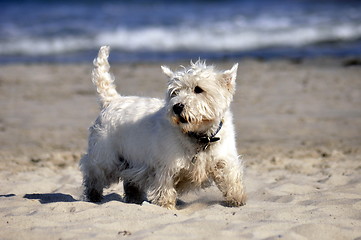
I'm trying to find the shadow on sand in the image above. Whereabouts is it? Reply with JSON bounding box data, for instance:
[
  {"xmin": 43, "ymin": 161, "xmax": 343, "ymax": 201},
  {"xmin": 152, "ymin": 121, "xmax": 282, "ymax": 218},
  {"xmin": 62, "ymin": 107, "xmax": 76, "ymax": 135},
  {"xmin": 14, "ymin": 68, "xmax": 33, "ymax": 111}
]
[{"xmin": 23, "ymin": 192, "xmax": 123, "ymax": 204}]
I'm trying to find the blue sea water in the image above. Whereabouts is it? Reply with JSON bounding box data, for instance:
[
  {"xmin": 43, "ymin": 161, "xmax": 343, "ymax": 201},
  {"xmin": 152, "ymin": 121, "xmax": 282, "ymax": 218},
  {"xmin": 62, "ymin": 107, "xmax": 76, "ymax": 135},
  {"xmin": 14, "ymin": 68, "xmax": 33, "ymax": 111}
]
[{"xmin": 1, "ymin": 0, "xmax": 361, "ymax": 63}]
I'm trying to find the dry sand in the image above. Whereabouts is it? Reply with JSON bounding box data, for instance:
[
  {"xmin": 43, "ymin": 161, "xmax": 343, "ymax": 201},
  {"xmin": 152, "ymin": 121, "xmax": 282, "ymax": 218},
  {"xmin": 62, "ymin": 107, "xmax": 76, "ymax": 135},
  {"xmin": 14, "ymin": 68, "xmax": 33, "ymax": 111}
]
[{"xmin": 0, "ymin": 59, "xmax": 361, "ymax": 239}]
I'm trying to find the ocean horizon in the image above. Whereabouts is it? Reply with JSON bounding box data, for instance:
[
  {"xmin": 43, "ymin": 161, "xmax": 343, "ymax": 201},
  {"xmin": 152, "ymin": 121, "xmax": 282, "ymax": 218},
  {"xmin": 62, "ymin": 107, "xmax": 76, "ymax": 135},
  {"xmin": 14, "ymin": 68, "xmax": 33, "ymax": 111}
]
[{"xmin": 1, "ymin": 0, "xmax": 361, "ymax": 63}]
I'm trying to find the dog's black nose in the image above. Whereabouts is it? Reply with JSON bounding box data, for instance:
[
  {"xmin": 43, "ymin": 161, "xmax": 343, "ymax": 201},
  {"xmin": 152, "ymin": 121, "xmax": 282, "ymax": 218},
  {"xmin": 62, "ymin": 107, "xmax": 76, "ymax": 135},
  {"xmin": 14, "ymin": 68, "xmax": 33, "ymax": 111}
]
[{"xmin": 173, "ymin": 103, "xmax": 184, "ymax": 115}]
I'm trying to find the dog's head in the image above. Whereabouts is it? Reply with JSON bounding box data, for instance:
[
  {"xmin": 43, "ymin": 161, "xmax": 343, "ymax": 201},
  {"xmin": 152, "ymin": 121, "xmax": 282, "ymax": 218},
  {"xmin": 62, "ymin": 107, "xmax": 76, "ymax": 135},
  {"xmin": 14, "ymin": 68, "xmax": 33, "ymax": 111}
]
[{"xmin": 161, "ymin": 60, "xmax": 238, "ymax": 134}]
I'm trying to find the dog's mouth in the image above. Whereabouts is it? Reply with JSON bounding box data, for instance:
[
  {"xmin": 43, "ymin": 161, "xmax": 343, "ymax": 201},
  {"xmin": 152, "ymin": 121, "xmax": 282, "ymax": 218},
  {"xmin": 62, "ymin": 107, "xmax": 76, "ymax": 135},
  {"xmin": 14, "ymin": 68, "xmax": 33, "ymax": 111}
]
[
  {"xmin": 178, "ymin": 115, "xmax": 188, "ymax": 124},
  {"xmin": 171, "ymin": 114, "xmax": 189, "ymax": 125},
  {"xmin": 175, "ymin": 115, "xmax": 213, "ymax": 125}
]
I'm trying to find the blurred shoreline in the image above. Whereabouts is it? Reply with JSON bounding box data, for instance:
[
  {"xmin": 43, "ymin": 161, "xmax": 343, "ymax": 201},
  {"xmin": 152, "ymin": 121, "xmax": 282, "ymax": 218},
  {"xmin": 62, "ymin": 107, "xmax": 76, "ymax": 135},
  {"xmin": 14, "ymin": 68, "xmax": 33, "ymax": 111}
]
[{"xmin": 2, "ymin": 0, "xmax": 361, "ymax": 64}]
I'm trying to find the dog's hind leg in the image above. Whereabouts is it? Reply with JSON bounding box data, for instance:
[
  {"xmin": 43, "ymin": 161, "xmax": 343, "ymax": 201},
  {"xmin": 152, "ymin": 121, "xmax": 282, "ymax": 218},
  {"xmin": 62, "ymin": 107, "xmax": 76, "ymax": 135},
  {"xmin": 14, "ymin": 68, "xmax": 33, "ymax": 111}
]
[
  {"xmin": 123, "ymin": 181, "xmax": 147, "ymax": 204},
  {"xmin": 80, "ymin": 154, "xmax": 107, "ymax": 203},
  {"xmin": 83, "ymin": 174, "xmax": 104, "ymax": 202}
]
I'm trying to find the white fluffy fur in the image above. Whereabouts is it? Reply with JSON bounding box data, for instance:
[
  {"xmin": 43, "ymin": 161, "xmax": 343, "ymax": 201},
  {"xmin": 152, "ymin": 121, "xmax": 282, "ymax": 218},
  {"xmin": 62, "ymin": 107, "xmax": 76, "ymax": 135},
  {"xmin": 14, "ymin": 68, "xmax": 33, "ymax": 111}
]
[{"xmin": 80, "ymin": 46, "xmax": 246, "ymax": 209}]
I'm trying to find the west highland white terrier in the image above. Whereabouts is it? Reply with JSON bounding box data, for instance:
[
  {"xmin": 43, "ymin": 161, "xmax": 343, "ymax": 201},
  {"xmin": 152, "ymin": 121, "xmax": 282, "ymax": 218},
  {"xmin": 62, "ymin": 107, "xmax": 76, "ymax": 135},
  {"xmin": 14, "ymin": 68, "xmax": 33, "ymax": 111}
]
[{"xmin": 80, "ymin": 46, "xmax": 246, "ymax": 209}]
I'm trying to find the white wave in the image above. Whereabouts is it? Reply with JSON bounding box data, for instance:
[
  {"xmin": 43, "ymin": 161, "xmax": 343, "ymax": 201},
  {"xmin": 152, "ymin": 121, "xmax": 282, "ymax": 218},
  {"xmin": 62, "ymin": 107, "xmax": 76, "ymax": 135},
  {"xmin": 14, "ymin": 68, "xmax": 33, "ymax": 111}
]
[
  {"xmin": 102, "ymin": 23, "xmax": 361, "ymax": 51},
  {"xmin": 1, "ymin": 22, "xmax": 361, "ymax": 55}
]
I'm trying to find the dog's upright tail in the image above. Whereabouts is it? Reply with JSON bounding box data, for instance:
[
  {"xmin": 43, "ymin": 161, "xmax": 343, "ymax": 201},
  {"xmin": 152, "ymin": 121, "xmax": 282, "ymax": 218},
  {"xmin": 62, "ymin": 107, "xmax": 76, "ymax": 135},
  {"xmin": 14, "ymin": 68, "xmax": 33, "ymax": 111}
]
[{"xmin": 92, "ymin": 46, "xmax": 120, "ymax": 108}]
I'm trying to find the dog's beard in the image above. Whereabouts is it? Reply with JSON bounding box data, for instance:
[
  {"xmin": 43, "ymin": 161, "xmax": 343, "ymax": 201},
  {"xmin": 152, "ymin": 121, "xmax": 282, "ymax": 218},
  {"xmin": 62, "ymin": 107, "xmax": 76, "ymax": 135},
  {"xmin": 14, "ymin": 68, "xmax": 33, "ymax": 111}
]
[{"xmin": 170, "ymin": 111, "xmax": 217, "ymax": 134}]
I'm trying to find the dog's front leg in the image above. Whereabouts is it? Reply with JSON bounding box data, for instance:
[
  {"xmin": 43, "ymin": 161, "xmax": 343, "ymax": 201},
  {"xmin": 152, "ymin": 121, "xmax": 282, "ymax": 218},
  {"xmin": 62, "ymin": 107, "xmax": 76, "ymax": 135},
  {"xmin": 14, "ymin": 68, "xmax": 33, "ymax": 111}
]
[
  {"xmin": 149, "ymin": 178, "xmax": 177, "ymax": 209},
  {"xmin": 152, "ymin": 189, "xmax": 177, "ymax": 209},
  {"xmin": 211, "ymin": 158, "xmax": 246, "ymax": 207}
]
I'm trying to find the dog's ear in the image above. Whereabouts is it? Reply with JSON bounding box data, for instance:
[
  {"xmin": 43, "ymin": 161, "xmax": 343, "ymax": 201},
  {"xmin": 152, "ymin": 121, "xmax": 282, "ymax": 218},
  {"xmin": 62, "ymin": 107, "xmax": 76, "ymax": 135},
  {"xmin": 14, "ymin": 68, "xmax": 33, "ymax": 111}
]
[
  {"xmin": 222, "ymin": 63, "xmax": 238, "ymax": 92},
  {"xmin": 223, "ymin": 63, "xmax": 238, "ymax": 85},
  {"xmin": 161, "ymin": 66, "xmax": 174, "ymax": 78}
]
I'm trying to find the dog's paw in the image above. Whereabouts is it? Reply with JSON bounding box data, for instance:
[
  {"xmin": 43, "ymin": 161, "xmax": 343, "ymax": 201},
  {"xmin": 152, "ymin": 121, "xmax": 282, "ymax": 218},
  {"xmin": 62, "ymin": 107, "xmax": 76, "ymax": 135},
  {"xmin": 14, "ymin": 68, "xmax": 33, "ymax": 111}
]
[
  {"xmin": 86, "ymin": 189, "xmax": 103, "ymax": 203},
  {"xmin": 225, "ymin": 194, "xmax": 247, "ymax": 207},
  {"xmin": 152, "ymin": 199, "xmax": 177, "ymax": 210}
]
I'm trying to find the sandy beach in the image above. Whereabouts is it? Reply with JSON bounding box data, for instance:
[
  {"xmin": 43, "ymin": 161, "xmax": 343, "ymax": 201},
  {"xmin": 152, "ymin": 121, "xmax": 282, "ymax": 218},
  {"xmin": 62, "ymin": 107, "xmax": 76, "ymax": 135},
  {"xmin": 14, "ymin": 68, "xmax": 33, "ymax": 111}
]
[{"xmin": 1, "ymin": 59, "xmax": 361, "ymax": 239}]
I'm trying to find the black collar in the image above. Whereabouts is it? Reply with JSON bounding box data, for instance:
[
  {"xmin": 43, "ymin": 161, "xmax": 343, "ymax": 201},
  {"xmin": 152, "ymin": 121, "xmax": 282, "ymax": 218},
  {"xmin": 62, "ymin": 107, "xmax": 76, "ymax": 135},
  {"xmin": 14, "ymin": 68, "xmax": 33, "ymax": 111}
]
[
  {"xmin": 188, "ymin": 121, "xmax": 223, "ymax": 163},
  {"xmin": 187, "ymin": 121, "xmax": 223, "ymax": 145}
]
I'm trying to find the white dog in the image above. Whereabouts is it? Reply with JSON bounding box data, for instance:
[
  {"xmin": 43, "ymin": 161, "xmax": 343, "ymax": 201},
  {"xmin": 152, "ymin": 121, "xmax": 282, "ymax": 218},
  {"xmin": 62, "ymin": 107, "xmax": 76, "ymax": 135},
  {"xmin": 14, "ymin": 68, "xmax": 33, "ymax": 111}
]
[{"xmin": 80, "ymin": 46, "xmax": 246, "ymax": 209}]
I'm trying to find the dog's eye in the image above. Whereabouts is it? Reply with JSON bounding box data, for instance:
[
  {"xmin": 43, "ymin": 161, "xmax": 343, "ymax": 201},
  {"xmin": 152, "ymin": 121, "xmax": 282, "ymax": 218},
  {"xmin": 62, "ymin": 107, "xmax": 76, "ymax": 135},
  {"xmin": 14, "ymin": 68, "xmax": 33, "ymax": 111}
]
[
  {"xmin": 170, "ymin": 89, "xmax": 179, "ymax": 98},
  {"xmin": 194, "ymin": 86, "xmax": 204, "ymax": 94}
]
